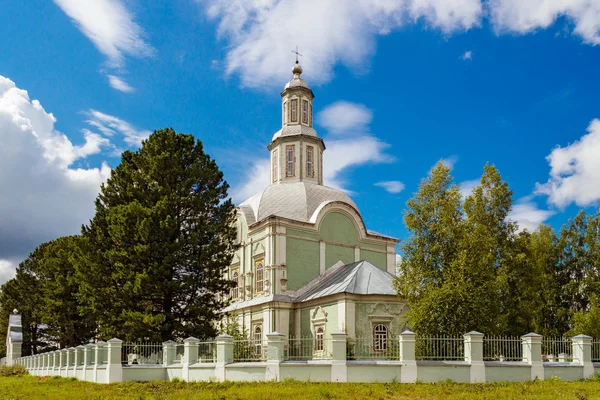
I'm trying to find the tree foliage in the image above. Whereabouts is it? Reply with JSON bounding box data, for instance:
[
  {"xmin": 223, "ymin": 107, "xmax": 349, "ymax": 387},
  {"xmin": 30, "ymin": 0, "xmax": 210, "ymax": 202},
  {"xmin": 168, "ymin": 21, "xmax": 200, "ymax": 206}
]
[{"xmin": 76, "ymin": 128, "xmax": 237, "ymax": 342}]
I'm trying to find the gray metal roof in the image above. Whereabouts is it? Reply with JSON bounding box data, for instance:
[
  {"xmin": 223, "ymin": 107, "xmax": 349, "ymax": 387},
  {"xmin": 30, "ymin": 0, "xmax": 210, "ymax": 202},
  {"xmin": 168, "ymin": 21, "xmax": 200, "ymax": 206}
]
[
  {"xmin": 272, "ymin": 124, "xmax": 318, "ymax": 141},
  {"xmin": 8, "ymin": 314, "xmax": 23, "ymax": 342},
  {"xmin": 238, "ymin": 181, "xmax": 358, "ymax": 226},
  {"xmin": 295, "ymin": 260, "xmax": 397, "ymax": 302}
]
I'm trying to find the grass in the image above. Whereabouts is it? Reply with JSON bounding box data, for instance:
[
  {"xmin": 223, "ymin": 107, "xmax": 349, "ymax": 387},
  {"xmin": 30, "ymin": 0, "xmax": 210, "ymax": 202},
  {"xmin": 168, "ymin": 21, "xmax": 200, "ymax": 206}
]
[{"xmin": 1, "ymin": 371, "xmax": 600, "ymax": 400}]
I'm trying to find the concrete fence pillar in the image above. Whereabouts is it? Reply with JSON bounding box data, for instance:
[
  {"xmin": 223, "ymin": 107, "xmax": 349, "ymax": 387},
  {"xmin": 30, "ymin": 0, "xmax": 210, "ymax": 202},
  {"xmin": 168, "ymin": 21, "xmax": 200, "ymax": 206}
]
[
  {"xmin": 106, "ymin": 338, "xmax": 123, "ymax": 383},
  {"xmin": 400, "ymin": 329, "xmax": 417, "ymax": 383},
  {"xmin": 265, "ymin": 332, "xmax": 285, "ymax": 381},
  {"xmin": 522, "ymin": 333, "xmax": 543, "ymax": 380},
  {"xmin": 572, "ymin": 335, "xmax": 594, "ymax": 379},
  {"xmin": 59, "ymin": 349, "xmax": 66, "ymax": 376},
  {"xmin": 464, "ymin": 331, "xmax": 485, "ymax": 383},
  {"xmin": 331, "ymin": 332, "xmax": 348, "ymax": 382},
  {"xmin": 44, "ymin": 352, "xmax": 50, "ymax": 376},
  {"xmin": 75, "ymin": 346, "xmax": 85, "ymax": 378},
  {"xmin": 93, "ymin": 341, "xmax": 106, "ymax": 383},
  {"xmin": 182, "ymin": 337, "xmax": 199, "ymax": 381},
  {"xmin": 163, "ymin": 340, "xmax": 176, "ymax": 366},
  {"xmin": 6, "ymin": 340, "xmax": 22, "ymax": 366},
  {"xmin": 215, "ymin": 334, "xmax": 233, "ymax": 382},
  {"xmin": 51, "ymin": 351, "xmax": 58, "ymax": 375},
  {"xmin": 83, "ymin": 344, "xmax": 93, "ymax": 380}
]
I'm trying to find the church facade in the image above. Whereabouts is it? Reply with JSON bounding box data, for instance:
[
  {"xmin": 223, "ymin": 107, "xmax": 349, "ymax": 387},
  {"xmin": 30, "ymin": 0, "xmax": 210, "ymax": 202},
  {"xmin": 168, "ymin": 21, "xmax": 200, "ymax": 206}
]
[{"xmin": 223, "ymin": 61, "xmax": 407, "ymax": 346}]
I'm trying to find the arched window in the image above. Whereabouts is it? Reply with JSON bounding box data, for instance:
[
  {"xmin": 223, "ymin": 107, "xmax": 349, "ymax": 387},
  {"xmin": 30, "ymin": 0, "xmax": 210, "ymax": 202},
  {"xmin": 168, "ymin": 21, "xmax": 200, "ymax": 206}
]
[
  {"xmin": 232, "ymin": 271, "xmax": 239, "ymax": 299},
  {"xmin": 302, "ymin": 100, "xmax": 308, "ymax": 124},
  {"xmin": 253, "ymin": 325, "xmax": 262, "ymax": 356},
  {"xmin": 255, "ymin": 261, "xmax": 264, "ymax": 293},
  {"xmin": 272, "ymin": 149, "xmax": 279, "ymax": 182},
  {"xmin": 373, "ymin": 324, "xmax": 388, "ymax": 352},
  {"xmin": 283, "ymin": 102, "xmax": 287, "ymax": 124},
  {"xmin": 286, "ymin": 145, "xmax": 295, "ymax": 177},
  {"xmin": 315, "ymin": 326, "xmax": 324, "ymax": 352},
  {"xmin": 290, "ymin": 99, "xmax": 298, "ymax": 122}
]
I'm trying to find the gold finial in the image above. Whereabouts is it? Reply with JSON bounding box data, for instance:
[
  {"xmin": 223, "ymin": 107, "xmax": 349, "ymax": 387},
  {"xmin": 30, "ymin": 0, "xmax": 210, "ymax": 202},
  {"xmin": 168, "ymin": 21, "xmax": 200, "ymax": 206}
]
[{"xmin": 291, "ymin": 46, "xmax": 303, "ymax": 75}]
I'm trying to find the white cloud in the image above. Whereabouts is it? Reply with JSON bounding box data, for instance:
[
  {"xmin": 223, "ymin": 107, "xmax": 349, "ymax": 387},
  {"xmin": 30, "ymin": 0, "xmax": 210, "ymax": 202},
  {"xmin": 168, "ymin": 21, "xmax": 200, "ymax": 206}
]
[
  {"xmin": 535, "ymin": 118, "xmax": 600, "ymax": 208},
  {"xmin": 489, "ymin": 0, "xmax": 600, "ymax": 45},
  {"xmin": 459, "ymin": 179, "xmax": 480, "ymax": 198},
  {"xmin": 375, "ymin": 181, "xmax": 406, "ymax": 194},
  {"xmin": 54, "ymin": 0, "xmax": 154, "ymax": 91},
  {"xmin": 107, "ymin": 75, "xmax": 134, "ymax": 93},
  {"xmin": 508, "ymin": 197, "xmax": 556, "ymax": 232},
  {"xmin": 230, "ymin": 101, "xmax": 394, "ymax": 203},
  {"xmin": 84, "ymin": 109, "xmax": 150, "ymax": 147},
  {"xmin": 440, "ymin": 155, "xmax": 459, "ymax": 170},
  {"xmin": 461, "ymin": 50, "xmax": 473, "ymax": 60},
  {"xmin": 202, "ymin": 0, "xmax": 482, "ymax": 88},
  {"xmin": 317, "ymin": 101, "xmax": 372, "ymax": 135},
  {"xmin": 0, "ymin": 75, "xmax": 112, "ymax": 283},
  {"xmin": 0, "ymin": 259, "xmax": 17, "ymax": 284}
]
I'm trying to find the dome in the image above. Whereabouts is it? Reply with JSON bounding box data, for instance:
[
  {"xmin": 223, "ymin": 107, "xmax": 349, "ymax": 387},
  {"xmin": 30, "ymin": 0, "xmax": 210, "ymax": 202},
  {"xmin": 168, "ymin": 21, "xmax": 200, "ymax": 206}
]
[
  {"xmin": 238, "ymin": 182, "xmax": 359, "ymax": 225},
  {"xmin": 271, "ymin": 124, "xmax": 319, "ymax": 141},
  {"xmin": 284, "ymin": 77, "xmax": 310, "ymax": 89}
]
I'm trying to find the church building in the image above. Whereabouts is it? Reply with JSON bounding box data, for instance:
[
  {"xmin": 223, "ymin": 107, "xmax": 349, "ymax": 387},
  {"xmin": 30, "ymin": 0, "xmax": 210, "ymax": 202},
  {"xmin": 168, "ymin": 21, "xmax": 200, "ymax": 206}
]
[{"xmin": 223, "ymin": 60, "xmax": 407, "ymax": 347}]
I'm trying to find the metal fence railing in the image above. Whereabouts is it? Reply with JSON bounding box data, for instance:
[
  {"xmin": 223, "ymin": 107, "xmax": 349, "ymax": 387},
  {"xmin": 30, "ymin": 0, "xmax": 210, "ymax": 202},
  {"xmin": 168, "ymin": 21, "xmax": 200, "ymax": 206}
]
[
  {"xmin": 347, "ymin": 337, "xmax": 399, "ymax": 360},
  {"xmin": 484, "ymin": 335, "xmax": 523, "ymax": 362},
  {"xmin": 542, "ymin": 337, "xmax": 573, "ymax": 362},
  {"xmin": 286, "ymin": 337, "xmax": 332, "ymax": 360},
  {"xmin": 233, "ymin": 339, "xmax": 266, "ymax": 362},
  {"xmin": 122, "ymin": 343, "xmax": 163, "ymax": 365},
  {"xmin": 592, "ymin": 340, "xmax": 600, "ymax": 362},
  {"xmin": 416, "ymin": 336, "xmax": 464, "ymax": 361},
  {"xmin": 197, "ymin": 341, "xmax": 217, "ymax": 363}
]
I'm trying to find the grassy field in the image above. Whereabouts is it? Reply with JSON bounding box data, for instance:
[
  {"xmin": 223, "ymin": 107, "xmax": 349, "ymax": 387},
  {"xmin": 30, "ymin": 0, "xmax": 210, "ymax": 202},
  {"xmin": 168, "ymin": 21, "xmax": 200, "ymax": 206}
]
[{"xmin": 2, "ymin": 373, "xmax": 600, "ymax": 399}]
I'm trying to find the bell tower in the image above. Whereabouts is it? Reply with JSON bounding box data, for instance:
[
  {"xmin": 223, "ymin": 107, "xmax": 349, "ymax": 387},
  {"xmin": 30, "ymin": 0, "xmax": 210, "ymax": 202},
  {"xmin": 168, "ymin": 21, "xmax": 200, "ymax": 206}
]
[{"xmin": 268, "ymin": 60, "xmax": 325, "ymax": 185}]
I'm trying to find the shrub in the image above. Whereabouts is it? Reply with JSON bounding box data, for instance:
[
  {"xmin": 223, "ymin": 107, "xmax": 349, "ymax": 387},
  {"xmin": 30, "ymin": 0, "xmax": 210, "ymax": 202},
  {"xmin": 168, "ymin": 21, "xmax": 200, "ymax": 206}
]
[{"xmin": 0, "ymin": 365, "xmax": 27, "ymax": 376}]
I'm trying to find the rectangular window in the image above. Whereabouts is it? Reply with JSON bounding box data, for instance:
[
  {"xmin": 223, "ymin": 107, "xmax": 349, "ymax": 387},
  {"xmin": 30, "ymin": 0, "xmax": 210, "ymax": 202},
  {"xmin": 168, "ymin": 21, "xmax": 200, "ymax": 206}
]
[
  {"xmin": 255, "ymin": 260, "xmax": 264, "ymax": 294},
  {"xmin": 302, "ymin": 100, "xmax": 308, "ymax": 124},
  {"xmin": 286, "ymin": 145, "xmax": 295, "ymax": 177},
  {"xmin": 319, "ymin": 150, "xmax": 323, "ymax": 183},
  {"xmin": 309, "ymin": 104, "xmax": 312, "ymax": 126},
  {"xmin": 272, "ymin": 149, "xmax": 278, "ymax": 182},
  {"xmin": 231, "ymin": 269, "xmax": 239, "ymax": 299},
  {"xmin": 283, "ymin": 102, "xmax": 287, "ymax": 125},
  {"xmin": 306, "ymin": 146, "xmax": 314, "ymax": 178},
  {"xmin": 290, "ymin": 99, "xmax": 298, "ymax": 122}
]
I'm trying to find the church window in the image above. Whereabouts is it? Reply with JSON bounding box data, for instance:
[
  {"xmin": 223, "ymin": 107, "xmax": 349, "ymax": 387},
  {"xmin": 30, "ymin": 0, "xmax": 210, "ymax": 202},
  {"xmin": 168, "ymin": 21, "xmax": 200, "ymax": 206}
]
[
  {"xmin": 255, "ymin": 260, "xmax": 264, "ymax": 293},
  {"xmin": 319, "ymin": 150, "xmax": 323, "ymax": 183},
  {"xmin": 231, "ymin": 270, "xmax": 239, "ymax": 299},
  {"xmin": 290, "ymin": 99, "xmax": 298, "ymax": 122},
  {"xmin": 306, "ymin": 146, "xmax": 314, "ymax": 178},
  {"xmin": 253, "ymin": 325, "xmax": 263, "ymax": 356},
  {"xmin": 272, "ymin": 149, "xmax": 279, "ymax": 182},
  {"xmin": 315, "ymin": 326, "xmax": 324, "ymax": 352},
  {"xmin": 302, "ymin": 100, "xmax": 308, "ymax": 124},
  {"xmin": 283, "ymin": 102, "xmax": 287, "ymax": 124},
  {"xmin": 373, "ymin": 324, "xmax": 388, "ymax": 352},
  {"xmin": 309, "ymin": 104, "xmax": 312, "ymax": 127},
  {"xmin": 286, "ymin": 145, "xmax": 295, "ymax": 177}
]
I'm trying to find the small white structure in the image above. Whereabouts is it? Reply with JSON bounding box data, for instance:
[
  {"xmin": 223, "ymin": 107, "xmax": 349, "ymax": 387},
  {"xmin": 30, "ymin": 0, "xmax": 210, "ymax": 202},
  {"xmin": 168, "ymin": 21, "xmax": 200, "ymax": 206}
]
[{"xmin": 6, "ymin": 313, "xmax": 23, "ymax": 366}]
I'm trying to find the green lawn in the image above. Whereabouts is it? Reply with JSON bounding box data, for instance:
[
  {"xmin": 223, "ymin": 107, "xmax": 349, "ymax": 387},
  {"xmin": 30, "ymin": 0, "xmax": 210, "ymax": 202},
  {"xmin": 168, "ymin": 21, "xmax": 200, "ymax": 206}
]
[{"xmin": 1, "ymin": 375, "xmax": 600, "ymax": 400}]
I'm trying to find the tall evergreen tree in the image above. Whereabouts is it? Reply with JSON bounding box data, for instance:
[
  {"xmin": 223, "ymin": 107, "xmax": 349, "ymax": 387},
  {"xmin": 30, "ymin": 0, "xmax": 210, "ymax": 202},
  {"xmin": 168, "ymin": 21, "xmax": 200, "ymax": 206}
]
[{"xmin": 77, "ymin": 128, "xmax": 237, "ymax": 342}]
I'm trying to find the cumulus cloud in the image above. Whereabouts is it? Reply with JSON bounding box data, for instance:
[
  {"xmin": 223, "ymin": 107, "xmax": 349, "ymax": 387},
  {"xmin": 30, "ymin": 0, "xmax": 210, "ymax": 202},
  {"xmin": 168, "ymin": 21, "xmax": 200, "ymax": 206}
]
[
  {"xmin": 488, "ymin": 0, "xmax": 600, "ymax": 45},
  {"xmin": 536, "ymin": 119, "xmax": 600, "ymax": 208},
  {"xmin": 0, "ymin": 75, "xmax": 113, "ymax": 283},
  {"xmin": 375, "ymin": 181, "xmax": 406, "ymax": 194},
  {"xmin": 508, "ymin": 197, "xmax": 556, "ymax": 232},
  {"xmin": 54, "ymin": 0, "xmax": 154, "ymax": 91},
  {"xmin": 459, "ymin": 179, "xmax": 480, "ymax": 198},
  {"xmin": 107, "ymin": 75, "xmax": 134, "ymax": 93},
  {"xmin": 84, "ymin": 109, "xmax": 151, "ymax": 147},
  {"xmin": 202, "ymin": 0, "xmax": 482, "ymax": 88},
  {"xmin": 230, "ymin": 101, "xmax": 394, "ymax": 203},
  {"xmin": 440, "ymin": 156, "xmax": 459, "ymax": 170}
]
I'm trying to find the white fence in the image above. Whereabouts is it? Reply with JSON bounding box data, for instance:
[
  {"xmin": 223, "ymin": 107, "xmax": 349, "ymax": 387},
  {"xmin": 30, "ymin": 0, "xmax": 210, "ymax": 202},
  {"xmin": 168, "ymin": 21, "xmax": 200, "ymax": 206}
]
[{"xmin": 11, "ymin": 332, "xmax": 600, "ymax": 384}]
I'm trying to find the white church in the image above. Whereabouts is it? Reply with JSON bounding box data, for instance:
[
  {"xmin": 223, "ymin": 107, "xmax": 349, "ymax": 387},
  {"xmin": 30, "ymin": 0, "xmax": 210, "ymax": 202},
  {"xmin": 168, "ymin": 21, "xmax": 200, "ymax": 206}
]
[{"xmin": 223, "ymin": 60, "xmax": 407, "ymax": 347}]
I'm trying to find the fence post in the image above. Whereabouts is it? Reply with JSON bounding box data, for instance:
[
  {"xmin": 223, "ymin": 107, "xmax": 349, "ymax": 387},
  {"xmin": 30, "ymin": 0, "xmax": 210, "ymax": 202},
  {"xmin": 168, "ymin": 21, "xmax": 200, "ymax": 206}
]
[
  {"xmin": 331, "ymin": 332, "xmax": 348, "ymax": 383},
  {"xmin": 572, "ymin": 335, "xmax": 593, "ymax": 379},
  {"xmin": 163, "ymin": 340, "xmax": 176, "ymax": 367},
  {"xmin": 400, "ymin": 329, "xmax": 417, "ymax": 383},
  {"xmin": 60, "ymin": 349, "xmax": 68, "ymax": 377},
  {"xmin": 182, "ymin": 337, "xmax": 199, "ymax": 382},
  {"xmin": 106, "ymin": 338, "xmax": 123, "ymax": 383},
  {"xmin": 265, "ymin": 332, "xmax": 285, "ymax": 381},
  {"xmin": 93, "ymin": 341, "xmax": 106, "ymax": 383},
  {"xmin": 83, "ymin": 344, "xmax": 93, "ymax": 380},
  {"xmin": 215, "ymin": 334, "xmax": 233, "ymax": 382},
  {"xmin": 51, "ymin": 351, "xmax": 57, "ymax": 375},
  {"xmin": 522, "ymin": 333, "xmax": 543, "ymax": 380},
  {"xmin": 464, "ymin": 331, "xmax": 485, "ymax": 383}
]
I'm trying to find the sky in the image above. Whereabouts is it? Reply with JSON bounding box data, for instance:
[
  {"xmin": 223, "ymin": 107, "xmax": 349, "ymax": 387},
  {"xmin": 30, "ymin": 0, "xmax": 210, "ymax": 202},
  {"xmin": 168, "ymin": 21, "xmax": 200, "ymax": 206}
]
[{"xmin": 1, "ymin": 0, "xmax": 600, "ymax": 283}]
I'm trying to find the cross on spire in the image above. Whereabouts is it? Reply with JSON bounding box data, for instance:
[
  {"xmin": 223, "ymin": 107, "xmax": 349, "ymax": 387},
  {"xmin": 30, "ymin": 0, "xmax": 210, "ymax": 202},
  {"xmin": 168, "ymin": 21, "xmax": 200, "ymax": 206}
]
[{"xmin": 291, "ymin": 46, "xmax": 302, "ymax": 63}]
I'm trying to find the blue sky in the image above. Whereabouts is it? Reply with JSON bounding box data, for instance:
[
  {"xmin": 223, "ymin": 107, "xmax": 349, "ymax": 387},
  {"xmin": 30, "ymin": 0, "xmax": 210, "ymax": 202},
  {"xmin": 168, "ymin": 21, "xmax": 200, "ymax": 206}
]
[{"xmin": 1, "ymin": 0, "xmax": 599, "ymax": 282}]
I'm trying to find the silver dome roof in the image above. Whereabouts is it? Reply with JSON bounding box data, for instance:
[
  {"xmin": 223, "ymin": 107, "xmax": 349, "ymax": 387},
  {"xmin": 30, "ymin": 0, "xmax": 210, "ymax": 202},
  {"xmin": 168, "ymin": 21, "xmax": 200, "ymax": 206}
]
[{"xmin": 239, "ymin": 182, "xmax": 358, "ymax": 225}]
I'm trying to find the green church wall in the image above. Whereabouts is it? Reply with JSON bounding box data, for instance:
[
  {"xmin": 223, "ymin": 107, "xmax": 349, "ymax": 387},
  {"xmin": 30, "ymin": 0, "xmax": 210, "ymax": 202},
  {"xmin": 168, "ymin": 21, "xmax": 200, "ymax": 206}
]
[
  {"xmin": 286, "ymin": 237, "xmax": 320, "ymax": 291},
  {"xmin": 297, "ymin": 303, "xmax": 338, "ymax": 338},
  {"xmin": 355, "ymin": 302, "xmax": 407, "ymax": 338},
  {"xmin": 325, "ymin": 244, "xmax": 354, "ymax": 270},
  {"xmin": 286, "ymin": 228, "xmax": 319, "ymax": 240},
  {"xmin": 360, "ymin": 249, "xmax": 387, "ymax": 270},
  {"xmin": 319, "ymin": 212, "xmax": 359, "ymax": 245}
]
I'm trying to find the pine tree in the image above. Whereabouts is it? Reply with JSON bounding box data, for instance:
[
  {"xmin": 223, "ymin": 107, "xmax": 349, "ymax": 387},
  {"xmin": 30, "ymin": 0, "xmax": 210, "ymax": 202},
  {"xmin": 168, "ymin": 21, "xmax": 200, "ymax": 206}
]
[{"xmin": 77, "ymin": 128, "xmax": 237, "ymax": 342}]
